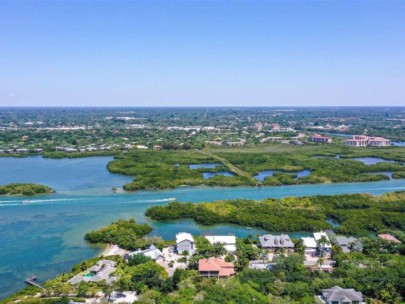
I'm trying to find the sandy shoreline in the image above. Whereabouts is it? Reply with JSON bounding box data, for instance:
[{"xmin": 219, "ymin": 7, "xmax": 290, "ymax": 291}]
[{"xmin": 99, "ymin": 244, "xmax": 129, "ymax": 257}]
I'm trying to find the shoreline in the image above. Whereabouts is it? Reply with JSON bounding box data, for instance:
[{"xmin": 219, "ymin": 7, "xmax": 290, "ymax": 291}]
[{"xmin": 99, "ymin": 244, "xmax": 129, "ymax": 257}]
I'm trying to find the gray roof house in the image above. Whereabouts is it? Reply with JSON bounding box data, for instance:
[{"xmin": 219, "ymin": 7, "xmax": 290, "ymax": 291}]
[
  {"xmin": 68, "ymin": 260, "xmax": 117, "ymax": 285},
  {"xmin": 320, "ymin": 286, "xmax": 363, "ymax": 304},
  {"xmin": 127, "ymin": 245, "xmax": 164, "ymax": 261},
  {"xmin": 175, "ymin": 232, "xmax": 195, "ymax": 255},
  {"xmin": 259, "ymin": 234, "xmax": 294, "ymax": 250},
  {"xmin": 335, "ymin": 236, "xmax": 359, "ymax": 253}
]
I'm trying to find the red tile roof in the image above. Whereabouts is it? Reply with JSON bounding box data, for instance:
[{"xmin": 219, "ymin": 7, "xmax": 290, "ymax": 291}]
[{"xmin": 198, "ymin": 258, "xmax": 235, "ymax": 277}]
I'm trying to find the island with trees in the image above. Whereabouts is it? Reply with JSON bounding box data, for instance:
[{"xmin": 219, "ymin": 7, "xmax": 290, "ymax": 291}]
[
  {"xmin": 146, "ymin": 191, "xmax": 405, "ymax": 236},
  {"xmin": 0, "ymin": 183, "xmax": 54, "ymax": 196}
]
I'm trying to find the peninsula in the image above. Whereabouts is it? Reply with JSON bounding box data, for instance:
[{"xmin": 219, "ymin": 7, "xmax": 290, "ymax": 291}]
[{"xmin": 0, "ymin": 183, "xmax": 54, "ymax": 196}]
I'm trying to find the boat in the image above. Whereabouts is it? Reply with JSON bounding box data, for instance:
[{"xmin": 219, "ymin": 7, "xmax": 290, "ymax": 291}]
[
  {"xmin": 167, "ymin": 197, "xmax": 177, "ymax": 202},
  {"xmin": 246, "ymin": 226, "xmax": 252, "ymax": 230}
]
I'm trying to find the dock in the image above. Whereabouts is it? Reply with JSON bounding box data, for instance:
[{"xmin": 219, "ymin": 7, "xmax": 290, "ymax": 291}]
[{"xmin": 25, "ymin": 276, "xmax": 46, "ymax": 290}]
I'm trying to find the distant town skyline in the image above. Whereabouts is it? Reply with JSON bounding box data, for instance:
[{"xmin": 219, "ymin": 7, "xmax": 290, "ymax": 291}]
[{"xmin": 1, "ymin": 1, "xmax": 405, "ymax": 107}]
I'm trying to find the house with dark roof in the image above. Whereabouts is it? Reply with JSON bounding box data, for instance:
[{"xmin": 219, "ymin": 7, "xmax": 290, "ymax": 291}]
[
  {"xmin": 335, "ymin": 236, "xmax": 359, "ymax": 253},
  {"xmin": 68, "ymin": 260, "xmax": 117, "ymax": 285},
  {"xmin": 259, "ymin": 234, "xmax": 294, "ymax": 251},
  {"xmin": 319, "ymin": 286, "xmax": 363, "ymax": 304}
]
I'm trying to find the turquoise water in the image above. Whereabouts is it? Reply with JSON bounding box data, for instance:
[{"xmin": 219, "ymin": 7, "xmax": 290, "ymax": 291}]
[
  {"xmin": 254, "ymin": 169, "xmax": 311, "ymax": 181},
  {"xmin": 1, "ymin": 156, "xmax": 405, "ymax": 299},
  {"xmin": 393, "ymin": 141, "xmax": 405, "ymax": 147},
  {"xmin": 203, "ymin": 171, "xmax": 234, "ymax": 179},
  {"xmin": 351, "ymin": 157, "xmax": 396, "ymax": 165},
  {"xmin": 189, "ymin": 163, "xmax": 219, "ymax": 169}
]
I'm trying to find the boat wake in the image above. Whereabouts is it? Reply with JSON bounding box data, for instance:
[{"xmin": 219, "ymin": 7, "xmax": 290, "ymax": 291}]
[
  {"xmin": 133, "ymin": 198, "xmax": 177, "ymax": 203},
  {"xmin": 0, "ymin": 198, "xmax": 78, "ymax": 207}
]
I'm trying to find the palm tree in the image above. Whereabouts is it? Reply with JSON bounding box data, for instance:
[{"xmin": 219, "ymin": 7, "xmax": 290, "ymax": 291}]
[
  {"xmin": 317, "ymin": 257, "xmax": 324, "ymax": 270},
  {"xmin": 293, "ymin": 238, "xmax": 305, "ymax": 255},
  {"xmin": 316, "ymin": 235, "xmax": 330, "ymax": 257}
]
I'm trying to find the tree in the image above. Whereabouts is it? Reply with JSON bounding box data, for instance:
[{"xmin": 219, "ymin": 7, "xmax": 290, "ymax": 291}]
[
  {"xmin": 293, "ymin": 238, "xmax": 305, "ymax": 255},
  {"xmin": 316, "ymin": 235, "xmax": 330, "ymax": 257},
  {"xmin": 317, "ymin": 257, "xmax": 324, "ymax": 270}
]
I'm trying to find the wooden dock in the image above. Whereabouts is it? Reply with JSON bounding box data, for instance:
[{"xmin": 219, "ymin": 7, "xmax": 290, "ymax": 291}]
[{"xmin": 24, "ymin": 276, "xmax": 46, "ymax": 290}]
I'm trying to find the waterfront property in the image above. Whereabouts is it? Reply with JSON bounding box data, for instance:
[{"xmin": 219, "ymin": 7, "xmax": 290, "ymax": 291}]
[
  {"xmin": 198, "ymin": 258, "xmax": 235, "ymax": 278},
  {"xmin": 335, "ymin": 236, "xmax": 358, "ymax": 253},
  {"xmin": 126, "ymin": 245, "xmax": 164, "ymax": 261},
  {"xmin": 204, "ymin": 235, "xmax": 237, "ymax": 253},
  {"xmin": 302, "ymin": 237, "xmax": 317, "ymax": 255},
  {"xmin": 346, "ymin": 135, "xmax": 391, "ymax": 147},
  {"xmin": 258, "ymin": 234, "xmax": 294, "ymax": 251},
  {"xmin": 68, "ymin": 260, "xmax": 117, "ymax": 285},
  {"xmin": 310, "ymin": 134, "xmax": 333, "ymax": 144},
  {"xmin": 175, "ymin": 232, "xmax": 195, "ymax": 254},
  {"xmin": 319, "ymin": 286, "xmax": 364, "ymax": 304},
  {"xmin": 314, "ymin": 232, "xmax": 332, "ymax": 254}
]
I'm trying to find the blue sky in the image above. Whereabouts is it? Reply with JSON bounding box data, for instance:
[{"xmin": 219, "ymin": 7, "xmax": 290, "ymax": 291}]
[{"xmin": 1, "ymin": 0, "xmax": 404, "ymax": 107}]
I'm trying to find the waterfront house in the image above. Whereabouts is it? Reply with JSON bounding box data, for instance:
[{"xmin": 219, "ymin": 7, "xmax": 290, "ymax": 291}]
[
  {"xmin": 302, "ymin": 237, "xmax": 317, "ymax": 255},
  {"xmin": 314, "ymin": 232, "xmax": 332, "ymax": 254},
  {"xmin": 310, "ymin": 134, "xmax": 333, "ymax": 144},
  {"xmin": 378, "ymin": 233, "xmax": 402, "ymax": 243},
  {"xmin": 198, "ymin": 258, "xmax": 235, "ymax": 278},
  {"xmin": 68, "ymin": 260, "xmax": 117, "ymax": 285},
  {"xmin": 126, "ymin": 245, "xmax": 164, "ymax": 261},
  {"xmin": 346, "ymin": 135, "xmax": 390, "ymax": 147},
  {"xmin": 204, "ymin": 235, "xmax": 236, "ymax": 253},
  {"xmin": 319, "ymin": 286, "xmax": 363, "ymax": 304},
  {"xmin": 176, "ymin": 232, "xmax": 195, "ymax": 254},
  {"xmin": 335, "ymin": 236, "xmax": 358, "ymax": 253},
  {"xmin": 258, "ymin": 234, "xmax": 294, "ymax": 251}
]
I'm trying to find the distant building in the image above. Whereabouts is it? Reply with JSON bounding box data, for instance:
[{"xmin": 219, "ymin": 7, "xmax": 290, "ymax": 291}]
[
  {"xmin": 367, "ymin": 137, "xmax": 391, "ymax": 147},
  {"xmin": 153, "ymin": 145, "xmax": 162, "ymax": 150},
  {"xmin": 204, "ymin": 235, "xmax": 236, "ymax": 253},
  {"xmin": 205, "ymin": 141, "xmax": 222, "ymax": 146},
  {"xmin": 271, "ymin": 124, "xmax": 281, "ymax": 131},
  {"xmin": 175, "ymin": 232, "xmax": 195, "ymax": 254},
  {"xmin": 310, "ymin": 134, "xmax": 333, "ymax": 144},
  {"xmin": 319, "ymin": 286, "xmax": 363, "ymax": 304},
  {"xmin": 378, "ymin": 233, "xmax": 401, "ymax": 243},
  {"xmin": 258, "ymin": 234, "xmax": 294, "ymax": 251},
  {"xmin": 226, "ymin": 139, "xmax": 246, "ymax": 146},
  {"xmin": 198, "ymin": 258, "xmax": 235, "ymax": 278},
  {"xmin": 346, "ymin": 135, "xmax": 390, "ymax": 147}
]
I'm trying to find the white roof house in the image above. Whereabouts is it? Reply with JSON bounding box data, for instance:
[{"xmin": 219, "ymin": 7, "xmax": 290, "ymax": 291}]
[
  {"xmin": 176, "ymin": 232, "xmax": 194, "ymax": 244},
  {"xmin": 205, "ymin": 235, "xmax": 236, "ymax": 253},
  {"xmin": 128, "ymin": 245, "xmax": 164, "ymax": 261},
  {"xmin": 313, "ymin": 232, "xmax": 332, "ymax": 249},
  {"xmin": 302, "ymin": 237, "xmax": 317, "ymax": 249}
]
